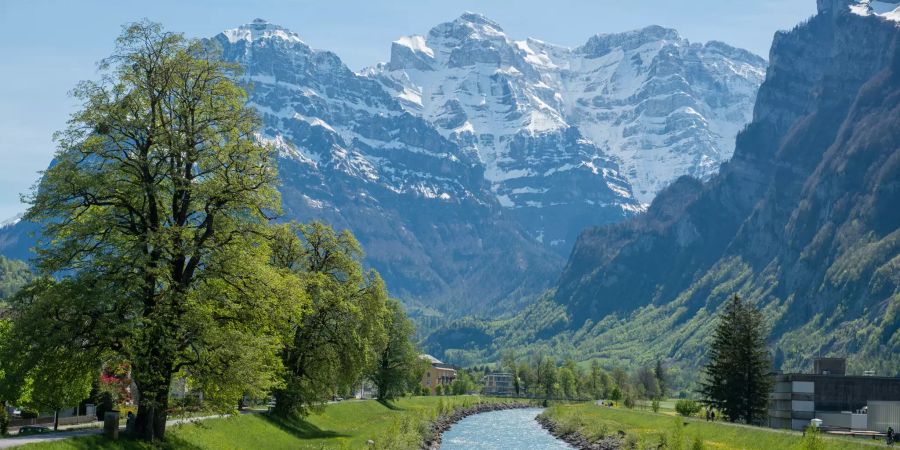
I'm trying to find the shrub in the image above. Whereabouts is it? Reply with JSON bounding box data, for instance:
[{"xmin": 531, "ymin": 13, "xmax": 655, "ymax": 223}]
[
  {"xmin": 798, "ymin": 426, "xmax": 826, "ymax": 450},
  {"xmin": 651, "ymin": 399, "xmax": 660, "ymax": 413},
  {"xmin": 675, "ymin": 399, "xmax": 702, "ymax": 417},
  {"xmin": 691, "ymin": 436, "xmax": 705, "ymax": 450}
]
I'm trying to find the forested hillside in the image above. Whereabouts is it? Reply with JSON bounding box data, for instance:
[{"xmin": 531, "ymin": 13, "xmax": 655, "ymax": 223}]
[{"xmin": 0, "ymin": 255, "xmax": 30, "ymax": 300}]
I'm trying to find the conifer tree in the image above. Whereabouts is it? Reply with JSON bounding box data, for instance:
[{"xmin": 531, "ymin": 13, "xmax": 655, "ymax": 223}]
[{"xmin": 699, "ymin": 294, "xmax": 772, "ymax": 424}]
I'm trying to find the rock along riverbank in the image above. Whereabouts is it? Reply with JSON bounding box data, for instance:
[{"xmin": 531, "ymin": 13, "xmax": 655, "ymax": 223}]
[
  {"xmin": 536, "ymin": 413, "xmax": 623, "ymax": 450},
  {"xmin": 422, "ymin": 401, "xmax": 537, "ymax": 449}
]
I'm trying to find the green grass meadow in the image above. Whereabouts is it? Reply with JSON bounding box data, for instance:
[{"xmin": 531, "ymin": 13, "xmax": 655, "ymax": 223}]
[
  {"xmin": 542, "ymin": 402, "xmax": 884, "ymax": 450},
  {"xmin": 16, "ymin": 396, "xmax": 522, "ymax": 450}
]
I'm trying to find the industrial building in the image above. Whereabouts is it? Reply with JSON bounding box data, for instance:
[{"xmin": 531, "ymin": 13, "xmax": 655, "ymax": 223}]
[{"xmin": 767, "ymin": 358, "xmax": 900, "ymax": 432}]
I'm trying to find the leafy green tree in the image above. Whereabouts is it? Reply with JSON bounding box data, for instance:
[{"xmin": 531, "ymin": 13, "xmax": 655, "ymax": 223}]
[
  {"xmin": 270, "ymin": 222, "xmax": 389, "ymax": 416},
  {"xmin": 699, "ymin": 294, "xmax": 772, "ymax": 424},
  {"xmin": 371, "ymin": 299, "xmax": 419, "ymax": 401},
  {"xmin": 636, "ymin": 366, "xmax": 661, "ymax": 400},
  {"xmin": 558, "ymin": 367, "xmax": 578, "ymax": 400},
  {"xmin": 451, "ymin": 370, "xmax": 477, "ymax": 395},
  {"xmin": 586, "ymin": 360, "xmax": 606, "ymax": 399},
  {"xmin": 535, "ymin": 357, "xmax": 557, "ymax": 402},
  {"xmin": 517, "ymin": 362, "xmax": 533, "ymax": 396},
  {"xmin": 3, "ymin": 21, "xmax": 295, "ymax": 441}
]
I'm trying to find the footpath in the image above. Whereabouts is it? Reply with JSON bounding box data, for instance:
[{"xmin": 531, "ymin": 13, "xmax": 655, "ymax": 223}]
[{"xmin": 0, "ymin": 413, "xmax": 253, "ymax": 449}]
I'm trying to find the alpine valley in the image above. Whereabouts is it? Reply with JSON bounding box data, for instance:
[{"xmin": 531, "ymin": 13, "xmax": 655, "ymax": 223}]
[
  {"xmin": 0, "ymin": 13, "xmax": 765, "ymax": 320},
  {"xmin": 424, "ymin": 0, "xmax": 900, "ymax": 383}
]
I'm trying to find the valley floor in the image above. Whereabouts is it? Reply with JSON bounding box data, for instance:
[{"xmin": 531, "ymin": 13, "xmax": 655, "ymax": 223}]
[
  {"xmin": 6, "ymin": 396, "xmax": 517, "ymax": 450},
  {"xmin": 541, "ymin": 403, "xmax": 885, "ymax": 450}
]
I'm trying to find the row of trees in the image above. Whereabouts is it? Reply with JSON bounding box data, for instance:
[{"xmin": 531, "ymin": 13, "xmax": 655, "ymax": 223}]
[
  {"xmin": 0, "ymin": 22, "xmax": 422, "ymax": 442},
  {"xmin": 493, "ymin": 353, "xmax": 669, "ymax": 405}
]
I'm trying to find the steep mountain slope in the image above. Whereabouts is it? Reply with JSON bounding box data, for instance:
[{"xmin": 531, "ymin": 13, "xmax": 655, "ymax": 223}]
[
  {"xmin": 424, "ymin": 1, "xmax": 900, "ymax": 377},
  {"xmin": 211, "ymin": 20, "xmax": 563, "ymax": 316},
  {"xmin": 369, "ymin": 14, "xmax": 765, "ymax": 214},
  {"xmin": 0, "ymin": 255, "xmax": 31, "ymax": 301}
]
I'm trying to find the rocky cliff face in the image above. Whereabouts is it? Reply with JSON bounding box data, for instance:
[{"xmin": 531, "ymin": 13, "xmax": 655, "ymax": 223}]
[{"xmin": 546, "ymin": 3, "xmax": 900, "ymax": 374}]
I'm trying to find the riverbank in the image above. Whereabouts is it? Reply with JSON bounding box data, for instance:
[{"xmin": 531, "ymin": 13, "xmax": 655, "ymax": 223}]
[
  {"xmin": 6, "ymin": 396, "xmax": 532, "ymax": 449},
  {"xmin": 422, "ymin": 401, "xmax": 536, "ymax": 449},
  {"xmin": 539, "ymin": 403, "xmax": 884, "ymax": 450},
  {"xmin": 536, "ymin": 413, "xmax": 620, "ymax": 449}
]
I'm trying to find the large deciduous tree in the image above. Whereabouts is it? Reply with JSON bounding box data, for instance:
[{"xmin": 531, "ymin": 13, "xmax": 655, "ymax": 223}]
[
  {"xmin": 1, "ymin": 21, "xmax": 300, "ymax": 441},
  {"xmin": 699, "ymin": 294, "xmax": 772, "ymax": 424},
  {"xmin": 270, "ymin": 222, "xmax": 389, "ymax": 416},
  {"xmin": 370, "ymin": 299, "xmax": 420, "ymax": 401}
]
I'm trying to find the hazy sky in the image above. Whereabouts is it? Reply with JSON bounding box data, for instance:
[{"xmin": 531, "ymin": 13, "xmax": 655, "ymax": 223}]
[{"xmin": 0, "ymin": 0, "xmax": 816, "ymax": 220}]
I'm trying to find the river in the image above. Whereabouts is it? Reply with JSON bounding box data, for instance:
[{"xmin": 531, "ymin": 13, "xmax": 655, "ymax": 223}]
[{"xmin": 440, "ymin": 407, "xmax": 572, "ymax": 449}]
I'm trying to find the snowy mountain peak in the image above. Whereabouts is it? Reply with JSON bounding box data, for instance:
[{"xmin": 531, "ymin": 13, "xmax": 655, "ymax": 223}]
[
  {"xmin": 577, "ymin": 25, "xmax": 681, "ymax": 57},
  {"xmin": 847, "ymin": 0, "xmax": 900, "ymax": 22},
  {"xmin": 222, "ymin": 19, "xmax": 304, "ymax": 44},
  {"xmin": 455, "ymin": 12, "xmax": 505, "ymax": 33}
]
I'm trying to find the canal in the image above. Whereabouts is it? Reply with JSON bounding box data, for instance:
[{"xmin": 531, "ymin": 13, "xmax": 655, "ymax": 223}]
[{"xmin": 440, "ymin": 407, "xmax": 572, "ymax": 449}]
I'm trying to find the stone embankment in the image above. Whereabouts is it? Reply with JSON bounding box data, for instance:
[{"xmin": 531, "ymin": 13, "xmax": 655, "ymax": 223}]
[
  {"xmin": 535, "ymin": 414, "xmax": 623, "ymax": 450},
  {"xmin": 422, "ymin": 401, "xmax": 535, "ymax": 449}
]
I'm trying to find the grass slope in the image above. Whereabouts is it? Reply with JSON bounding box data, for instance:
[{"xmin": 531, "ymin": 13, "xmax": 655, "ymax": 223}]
[
  {"xmin": 18, "ymin": 396, "xmax": 519, "ymax": 450},
  {"xmin": 542, "ymin": 403, "xmax": 883, "ymax": 450}
]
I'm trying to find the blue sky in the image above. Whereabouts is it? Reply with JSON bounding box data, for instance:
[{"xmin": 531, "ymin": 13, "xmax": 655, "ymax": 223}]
[{"xmin": 0, "ymin": 0, "xmax": 815, "ymax": 220}]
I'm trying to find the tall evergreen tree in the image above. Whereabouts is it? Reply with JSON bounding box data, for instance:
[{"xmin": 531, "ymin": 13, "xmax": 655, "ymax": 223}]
[
  {"xmin": 654, "ymin": 359, "xmax": 668, "ymax": 399},
  {"xmin": 699, "ymin": 294, "xmax": 773, "ymax": 424}
]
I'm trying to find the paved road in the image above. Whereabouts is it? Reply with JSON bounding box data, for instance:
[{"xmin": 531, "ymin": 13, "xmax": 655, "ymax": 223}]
[{"xmin": 0, "ymin": 414, "xmax": 236, "ymax": 449}]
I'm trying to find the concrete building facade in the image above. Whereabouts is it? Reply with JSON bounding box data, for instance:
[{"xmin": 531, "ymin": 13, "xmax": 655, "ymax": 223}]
[
  {"xmin": 768, "ymin": 359, "xmax": 900, "ymax": 431},
  {"xmin": 482, "ymin": 372, "xmax": 516, "ymax": 396}
]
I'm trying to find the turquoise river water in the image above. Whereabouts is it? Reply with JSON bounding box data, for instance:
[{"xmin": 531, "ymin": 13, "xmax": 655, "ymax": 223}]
[{"xmin": 440, "ymin": 407, "xmax": 572, "ymax": 449}]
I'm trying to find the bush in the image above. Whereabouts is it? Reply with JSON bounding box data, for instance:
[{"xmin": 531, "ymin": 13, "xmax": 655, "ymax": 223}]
[
  {"xmin": 651, "ymin": 399, "xmax": 660, "ymax": 413},
  {"xmin": 799, "ymin": 426, "xmax": 826, "ymax": 450},
  {"xmin": 675, "ymin": 399, "xmax": 702, "ymax": 417},
  {"xmin": 691, "ymin": 436, "xmax": 705, "ymax": 450}
]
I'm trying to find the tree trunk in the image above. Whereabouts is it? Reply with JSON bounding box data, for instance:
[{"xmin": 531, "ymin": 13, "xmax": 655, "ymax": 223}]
[
  {"xmin": 134, "ymin": 385, "xmax": 170, "ymax": 441},
  {"xmin": 53, "ymin": 410, "xmax": 58, "ymax": 432}
]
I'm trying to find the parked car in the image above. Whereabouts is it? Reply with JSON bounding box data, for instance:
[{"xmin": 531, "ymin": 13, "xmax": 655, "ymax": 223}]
[{"xmin": 18, "ymin": 426, "xmax": 51, "ymax": 436}]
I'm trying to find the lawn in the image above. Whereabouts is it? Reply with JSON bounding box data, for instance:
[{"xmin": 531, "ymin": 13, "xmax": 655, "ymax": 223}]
[
  {"xmin": 17, "ymin": 396, "xmax": 524, "ymax": 450},
  {"xmin": 542, "ymin": 403, "xmax": 884, "ymax": 450}
]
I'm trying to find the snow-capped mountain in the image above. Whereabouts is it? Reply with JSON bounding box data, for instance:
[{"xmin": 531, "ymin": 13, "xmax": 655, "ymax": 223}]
[
  {"xmin": 210, "ymin": 19, "xmax": 565, "ymax": 316},
  {"xmin": 366, "ymin": 14, "xmax": 642, "ymax": 250},
  {"xmin": 368, "ymin": 14, "xmax": 766, "ymax": 204}
]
